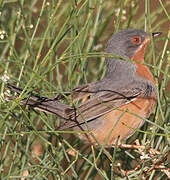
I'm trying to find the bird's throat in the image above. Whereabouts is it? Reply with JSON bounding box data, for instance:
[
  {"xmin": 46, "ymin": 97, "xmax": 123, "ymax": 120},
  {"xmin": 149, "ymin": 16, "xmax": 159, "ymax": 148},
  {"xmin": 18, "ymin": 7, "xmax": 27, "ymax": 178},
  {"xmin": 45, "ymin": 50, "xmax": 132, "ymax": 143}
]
[
  {"xmin": 131, "ymin": 51, "xmax": 155, "ymax": 84},
  {"xmin": 131, "ymin": 36, "xmax": 150, "ymax": 62},
  {"xmin": 130, "ymin": 38, "xmax": 155, "ymax": 84}
]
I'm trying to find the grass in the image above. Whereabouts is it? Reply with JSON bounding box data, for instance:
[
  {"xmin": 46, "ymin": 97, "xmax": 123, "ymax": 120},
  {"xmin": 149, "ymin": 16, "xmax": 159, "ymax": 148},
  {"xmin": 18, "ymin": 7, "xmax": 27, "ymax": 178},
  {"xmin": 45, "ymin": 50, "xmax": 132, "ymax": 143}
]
[{"xmin": 0, "ymin": 0, "xmax": 169, "ymax": 179}]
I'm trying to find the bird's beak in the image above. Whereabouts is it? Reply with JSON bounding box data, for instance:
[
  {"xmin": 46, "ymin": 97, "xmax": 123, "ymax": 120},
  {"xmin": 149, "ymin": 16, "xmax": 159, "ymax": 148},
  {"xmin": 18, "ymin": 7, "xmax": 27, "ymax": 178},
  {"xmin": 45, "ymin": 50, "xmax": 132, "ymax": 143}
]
[{"xmin": 152, "ymin": 32, "xmax": 162, "ymax": 38}]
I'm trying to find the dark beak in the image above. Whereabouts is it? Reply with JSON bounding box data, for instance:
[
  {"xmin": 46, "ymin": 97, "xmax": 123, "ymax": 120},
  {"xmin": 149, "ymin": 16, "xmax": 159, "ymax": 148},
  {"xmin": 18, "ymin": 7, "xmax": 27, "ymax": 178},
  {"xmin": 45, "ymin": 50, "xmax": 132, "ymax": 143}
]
[{"xmin": 152, "ymin": 32, "xmax": 162, "ymax": 37}]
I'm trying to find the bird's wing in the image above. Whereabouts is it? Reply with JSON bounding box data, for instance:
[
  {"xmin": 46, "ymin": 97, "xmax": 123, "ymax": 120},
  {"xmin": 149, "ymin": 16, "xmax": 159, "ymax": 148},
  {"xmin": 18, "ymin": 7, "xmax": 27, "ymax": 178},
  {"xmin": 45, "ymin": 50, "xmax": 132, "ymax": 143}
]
[
  {"xmin": 59, "ymin": 83, "xmax": 150, "ymax": 129},
  {"xmin": 7, "ymin": 81, "xmax": 155, "ymax": 130}
]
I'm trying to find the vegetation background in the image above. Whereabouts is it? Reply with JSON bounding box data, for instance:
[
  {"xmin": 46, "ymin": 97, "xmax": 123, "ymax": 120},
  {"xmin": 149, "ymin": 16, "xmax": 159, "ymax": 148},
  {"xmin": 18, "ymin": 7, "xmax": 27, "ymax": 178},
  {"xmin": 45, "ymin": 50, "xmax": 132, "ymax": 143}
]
[{"xmin": 0, "ymin": 0, "xmax": 169, "ymax": 179}]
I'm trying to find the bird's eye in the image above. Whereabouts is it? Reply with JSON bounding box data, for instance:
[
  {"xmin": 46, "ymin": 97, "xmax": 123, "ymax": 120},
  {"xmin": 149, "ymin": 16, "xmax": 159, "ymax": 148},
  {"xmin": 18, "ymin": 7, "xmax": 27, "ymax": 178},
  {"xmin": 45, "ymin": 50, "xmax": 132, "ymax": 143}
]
[{"xmin": 131, "ymin": 36, "xmax": 141, "ymax": 45}]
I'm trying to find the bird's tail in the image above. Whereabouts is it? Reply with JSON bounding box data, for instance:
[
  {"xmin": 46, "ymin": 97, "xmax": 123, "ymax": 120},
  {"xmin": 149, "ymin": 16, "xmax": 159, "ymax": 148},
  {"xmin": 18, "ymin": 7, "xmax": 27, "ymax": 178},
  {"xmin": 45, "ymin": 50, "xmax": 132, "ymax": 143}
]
[{"xmin": 7, "ymin": 84, "xmax": 73, "ymax": 120}]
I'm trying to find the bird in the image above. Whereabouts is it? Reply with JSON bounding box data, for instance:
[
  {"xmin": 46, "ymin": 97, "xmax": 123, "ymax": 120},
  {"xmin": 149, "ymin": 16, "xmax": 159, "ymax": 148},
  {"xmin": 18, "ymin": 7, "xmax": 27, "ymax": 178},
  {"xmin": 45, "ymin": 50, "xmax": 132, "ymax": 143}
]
[{"xmin": 7, "ymin": 29, "xmax": 162, "ymax": 147}]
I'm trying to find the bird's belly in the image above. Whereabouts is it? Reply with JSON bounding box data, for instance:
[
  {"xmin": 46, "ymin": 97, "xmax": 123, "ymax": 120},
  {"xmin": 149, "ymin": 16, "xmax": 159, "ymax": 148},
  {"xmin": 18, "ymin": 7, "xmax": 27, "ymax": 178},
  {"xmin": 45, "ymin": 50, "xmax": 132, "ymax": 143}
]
[{"xmin": 77, "ymin": 98, "xmax": 156, "ymax": 146}]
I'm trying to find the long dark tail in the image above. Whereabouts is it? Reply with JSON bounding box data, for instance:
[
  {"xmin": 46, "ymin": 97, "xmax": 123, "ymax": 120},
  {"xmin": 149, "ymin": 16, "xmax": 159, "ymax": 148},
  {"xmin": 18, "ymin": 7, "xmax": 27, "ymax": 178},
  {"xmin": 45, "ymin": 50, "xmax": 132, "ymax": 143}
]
[{"xmin": 7, "ymin": 84, "xmax": 73, "ymax": 120}]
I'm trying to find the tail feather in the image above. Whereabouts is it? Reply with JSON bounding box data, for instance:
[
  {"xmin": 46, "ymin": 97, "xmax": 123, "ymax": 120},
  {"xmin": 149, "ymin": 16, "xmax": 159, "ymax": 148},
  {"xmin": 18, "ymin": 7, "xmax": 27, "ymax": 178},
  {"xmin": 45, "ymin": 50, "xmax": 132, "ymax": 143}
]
[{"xmin": 7, "ymin": 84, "xmax": 73, "ymax": 119}]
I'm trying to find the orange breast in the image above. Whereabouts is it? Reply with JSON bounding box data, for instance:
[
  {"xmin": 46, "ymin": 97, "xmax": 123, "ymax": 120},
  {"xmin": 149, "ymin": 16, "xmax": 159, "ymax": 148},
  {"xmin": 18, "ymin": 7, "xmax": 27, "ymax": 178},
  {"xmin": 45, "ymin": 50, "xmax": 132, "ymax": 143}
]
[
  {"xmin": 135, "ymin": 63, "xmax": 156, "ymax": 85},
  {"xmin": 79, "ymin": 98, "xmax": 157, "ymax": 146}
]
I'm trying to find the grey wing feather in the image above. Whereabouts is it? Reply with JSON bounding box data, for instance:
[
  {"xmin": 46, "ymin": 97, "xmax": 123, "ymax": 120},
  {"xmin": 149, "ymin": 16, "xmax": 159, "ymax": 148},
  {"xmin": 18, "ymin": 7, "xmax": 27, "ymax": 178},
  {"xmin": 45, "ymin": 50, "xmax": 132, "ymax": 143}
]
[
  {"xmin": 59, "ymin": 89, "xmax": 143, "ymax": 129},
  {"xmin": 61, "ymin": 79, "xmax": 156, "ymax": 129},
  {"xmin": 7, "ymin": 79, "xmax": 156, "ymax": 130}
]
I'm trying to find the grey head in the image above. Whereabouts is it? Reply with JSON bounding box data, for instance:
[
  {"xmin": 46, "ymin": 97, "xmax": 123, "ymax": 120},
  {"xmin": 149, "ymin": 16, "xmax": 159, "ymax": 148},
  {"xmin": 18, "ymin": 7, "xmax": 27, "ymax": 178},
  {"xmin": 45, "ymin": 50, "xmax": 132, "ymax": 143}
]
[
  {"xmin": 104, "ymin": 29, "xmax": 150, "ymax": 78},
  {"xmin": 105, "ymin": 29, "xmax": 149, "ymax": 58},
  {"xmin": 91, "ymin": 29, "xmax": 161, "ymax": 92}
]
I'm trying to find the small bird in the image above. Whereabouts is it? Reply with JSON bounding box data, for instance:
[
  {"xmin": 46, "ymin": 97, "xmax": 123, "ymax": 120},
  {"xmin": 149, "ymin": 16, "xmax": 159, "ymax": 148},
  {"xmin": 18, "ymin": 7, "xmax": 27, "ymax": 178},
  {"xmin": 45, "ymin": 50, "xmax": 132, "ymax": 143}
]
[{"xmin": 8, "ymin": 29, "xmax": 162, "ymax": 146}]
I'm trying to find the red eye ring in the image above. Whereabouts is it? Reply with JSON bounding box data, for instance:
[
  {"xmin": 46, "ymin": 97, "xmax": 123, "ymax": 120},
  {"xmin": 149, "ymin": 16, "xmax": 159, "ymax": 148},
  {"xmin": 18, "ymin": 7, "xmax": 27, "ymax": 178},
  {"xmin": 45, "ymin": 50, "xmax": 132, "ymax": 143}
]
[{"xmin": 131, "ymin": 36, "xmax": 141, "ymax": 45}]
